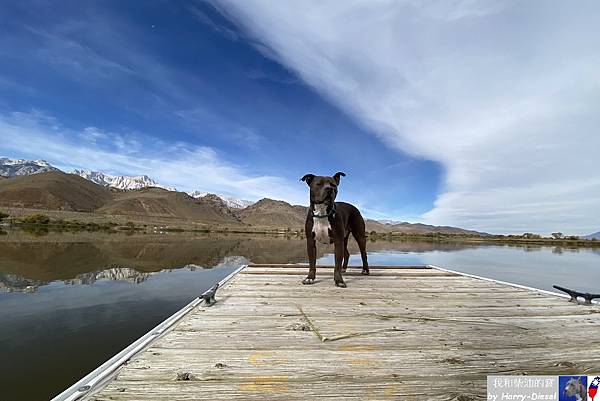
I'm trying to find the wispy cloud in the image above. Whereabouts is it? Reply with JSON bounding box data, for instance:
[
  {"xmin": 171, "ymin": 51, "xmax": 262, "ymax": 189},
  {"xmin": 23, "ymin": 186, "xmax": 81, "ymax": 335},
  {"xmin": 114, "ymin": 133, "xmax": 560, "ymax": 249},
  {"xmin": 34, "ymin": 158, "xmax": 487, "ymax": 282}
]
[
  {"xmin": 188, "ymin": 4, "xmax": 241, "ymax": 41},
  {"xmin": 215, "ymin": 0, "xmax": 600, "ymax": 234},
  {"xmin": 0, "ymin": 110, "xmax": 306, "ymax": 203},
  {"xmin": 174, "ymin": 107, "xmax": 264, "ymax": 150}
]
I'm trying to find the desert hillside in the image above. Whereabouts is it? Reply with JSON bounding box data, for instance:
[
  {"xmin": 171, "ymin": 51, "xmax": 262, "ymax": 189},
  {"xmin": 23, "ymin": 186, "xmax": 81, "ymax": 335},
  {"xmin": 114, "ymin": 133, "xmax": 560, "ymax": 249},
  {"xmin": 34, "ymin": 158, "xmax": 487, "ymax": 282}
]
[
  {"xmin": 236, "ymin": 198, "xmax": 308, "ymax": 228},
  {"xmin": 0, "ymin": 172, "xmax": 486, "ymax": 234},
  {"xmin": 97, "ymin": 188, "xmax": 242, "ymax": 223},
  {"xmin": 0, "ymin": 171, "xmax": 113, "ymax": 212}
]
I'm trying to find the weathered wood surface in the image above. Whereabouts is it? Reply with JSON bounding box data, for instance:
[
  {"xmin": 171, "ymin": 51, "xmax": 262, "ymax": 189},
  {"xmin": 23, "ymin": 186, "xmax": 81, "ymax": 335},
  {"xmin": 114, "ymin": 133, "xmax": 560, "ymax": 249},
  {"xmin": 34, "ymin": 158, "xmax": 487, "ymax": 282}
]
[{"xmin": 89, "ymin": 264, "xmax": 600, "ymax": 401}]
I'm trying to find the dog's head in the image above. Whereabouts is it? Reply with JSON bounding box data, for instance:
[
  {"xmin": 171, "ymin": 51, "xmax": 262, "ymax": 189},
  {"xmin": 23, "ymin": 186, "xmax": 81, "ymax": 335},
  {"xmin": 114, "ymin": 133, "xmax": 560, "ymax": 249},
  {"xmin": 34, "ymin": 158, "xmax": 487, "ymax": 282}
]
[
  {"xmin": 563, "ymin": 378, "xmax": 583, "ymax": 397},
  {"xmin": 301, "ymin": 172, "xmax": 345, "ymax": 206}
]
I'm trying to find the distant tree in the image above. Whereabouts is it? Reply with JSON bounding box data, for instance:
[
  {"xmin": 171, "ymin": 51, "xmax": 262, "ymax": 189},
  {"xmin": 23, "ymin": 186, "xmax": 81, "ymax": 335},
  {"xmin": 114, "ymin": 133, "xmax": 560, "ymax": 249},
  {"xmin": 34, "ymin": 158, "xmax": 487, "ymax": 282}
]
[
  {"xmin": 551, "ymin": 232, "xmax": 564, "ymax": 240},
  {"xmin": 522, "ymin": 232, "xmax": 542, "ymax": 239}
]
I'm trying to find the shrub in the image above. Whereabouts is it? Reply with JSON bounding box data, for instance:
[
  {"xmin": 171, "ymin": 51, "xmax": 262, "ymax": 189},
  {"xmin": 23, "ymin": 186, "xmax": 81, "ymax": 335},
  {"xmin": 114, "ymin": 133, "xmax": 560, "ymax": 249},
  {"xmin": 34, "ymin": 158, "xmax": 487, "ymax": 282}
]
[
  {"xmin": 20, "ymin": 214, "xmax": 50, "ymax": 225},
  {"xmin": 0, "ymin": 211, "xmax": 9, "ymax": 221}
]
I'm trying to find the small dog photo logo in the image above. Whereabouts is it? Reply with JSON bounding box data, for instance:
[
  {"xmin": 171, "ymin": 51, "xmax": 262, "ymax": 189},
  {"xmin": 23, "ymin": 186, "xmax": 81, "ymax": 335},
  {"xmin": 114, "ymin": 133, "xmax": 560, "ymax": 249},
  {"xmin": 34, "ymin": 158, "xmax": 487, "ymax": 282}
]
[
  {"xmin": 559, "ymin": 376, "xmax": 588, "ymax": 401},
  {"xmin": 589, "ymin": 376, "xmax": 599, "ymax": 401}
]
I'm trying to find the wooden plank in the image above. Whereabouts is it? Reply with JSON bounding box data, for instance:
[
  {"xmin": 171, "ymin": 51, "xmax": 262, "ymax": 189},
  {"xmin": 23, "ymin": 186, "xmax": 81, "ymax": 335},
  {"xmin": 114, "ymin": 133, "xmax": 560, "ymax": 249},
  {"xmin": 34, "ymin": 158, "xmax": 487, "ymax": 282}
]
[
  {"xmin": 240, "ymin": 268, "xmax": 458, "ymax": 277},
  {"xmin": 248, "ymin": 264, "xmax": 432, "ymax": 269},
  {"xmin": 87, "ymin": 264, "xmax": 600, "ymax": 401}
]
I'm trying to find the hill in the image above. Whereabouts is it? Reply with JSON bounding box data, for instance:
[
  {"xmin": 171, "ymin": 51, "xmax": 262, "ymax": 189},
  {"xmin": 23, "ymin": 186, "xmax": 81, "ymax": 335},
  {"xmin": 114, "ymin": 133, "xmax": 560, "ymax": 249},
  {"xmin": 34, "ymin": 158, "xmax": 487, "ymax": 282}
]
[
  {"xmin": 385, "ymin": 221, "xmax": 486, "ymax": 236},
  {"xmin": 0, "ymin": 170, "xmax": 487, "ymax": 235},
  {"xmin": 237, "ymin": 198, "xmax": 308, "ymax": 228},
  {"xmin": 584, "ymin": 231, "xmax": 600, "ymax": 240},
  {"xmin": 0, "ymin": 171, "xmax": 113, "ymax": 211},
  {"xmin": 363, "ymin": 220, "xmax": 484, "ymax": 235},
  {"xmin": 97, "ymin": 187, "xmax": 242, "ymax": 224},
  {"xmin": 234, "ymin": 199, "xmax": 485, "ymax": 235}
]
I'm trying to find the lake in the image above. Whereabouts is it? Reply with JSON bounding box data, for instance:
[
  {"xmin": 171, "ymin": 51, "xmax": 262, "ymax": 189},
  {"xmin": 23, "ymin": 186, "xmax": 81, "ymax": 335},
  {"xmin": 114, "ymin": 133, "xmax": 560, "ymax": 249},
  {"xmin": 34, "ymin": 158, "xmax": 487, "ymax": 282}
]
[{"xmin": 1, "ymin": 231, "xmax": 598, "ymax": 401}]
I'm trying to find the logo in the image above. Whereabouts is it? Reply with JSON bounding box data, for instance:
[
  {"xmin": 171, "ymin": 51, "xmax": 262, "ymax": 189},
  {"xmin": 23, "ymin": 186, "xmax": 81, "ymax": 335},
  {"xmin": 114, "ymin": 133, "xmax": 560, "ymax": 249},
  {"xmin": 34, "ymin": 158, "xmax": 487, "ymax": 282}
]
[
  {"xmin": 589, "ymin": 376, "xmax": 599, "ymax": 401},
  {"xmin": 559, "ymin": 376, "xmax": 588, "ymax": 401}
]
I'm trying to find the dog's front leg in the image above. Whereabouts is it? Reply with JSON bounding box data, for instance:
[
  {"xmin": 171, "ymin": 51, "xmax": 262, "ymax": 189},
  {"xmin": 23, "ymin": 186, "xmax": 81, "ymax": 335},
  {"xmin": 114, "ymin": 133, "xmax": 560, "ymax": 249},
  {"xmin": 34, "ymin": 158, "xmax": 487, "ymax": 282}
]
[
  {"xmin": 333, "ymin": 240, "xmax": 346, "ymax": 288},
  {"xmin": 302, "ymin": 236, "xmax": 317, "ymax": 285}
]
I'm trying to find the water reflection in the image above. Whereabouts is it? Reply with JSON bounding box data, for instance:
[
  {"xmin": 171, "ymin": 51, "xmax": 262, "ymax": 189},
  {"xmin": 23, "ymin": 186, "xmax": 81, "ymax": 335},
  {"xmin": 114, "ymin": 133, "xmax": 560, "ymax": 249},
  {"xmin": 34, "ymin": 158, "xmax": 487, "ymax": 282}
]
[
  {"xmin": 0, "ymin": 232, "xmax": 480, "ymax": 292},
  {"xmin": 0, "ymin": 256, "xmax": 248, "ymax": 293},
  {"xmin": 1, "ymin": 232, "xmax": 597, "ymax": 293}
]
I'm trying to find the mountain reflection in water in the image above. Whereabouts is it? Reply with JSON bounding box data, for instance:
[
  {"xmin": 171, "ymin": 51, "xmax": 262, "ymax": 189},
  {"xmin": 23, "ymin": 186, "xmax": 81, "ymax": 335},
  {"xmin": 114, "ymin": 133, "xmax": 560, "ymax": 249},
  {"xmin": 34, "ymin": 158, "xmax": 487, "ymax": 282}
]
[
  {"xmin": 0, "ymin": 232, "xmax": 478, "ymax": 292},
  {"xmin": 0, "ymin": 259, "xmax": 243, "ymax": 292}
]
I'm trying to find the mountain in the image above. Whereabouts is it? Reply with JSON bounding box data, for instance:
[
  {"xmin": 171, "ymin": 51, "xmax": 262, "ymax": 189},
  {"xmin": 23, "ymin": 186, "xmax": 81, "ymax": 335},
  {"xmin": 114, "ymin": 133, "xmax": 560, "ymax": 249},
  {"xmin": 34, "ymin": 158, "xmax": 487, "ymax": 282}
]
[
  {"xmin": 73, "ymin": 169, "xmax": 176, "ymax": 191},
  {"xmin": 234, "ymin": 199, "xmax": 486, "ymax": 234},
  {"xmin": 0, "ymin": 157, "xmax": 59, "ymax": 177},
  {"xmin": 0, "ymin": 158, "xmax": 487, "ymax": 234},
  {"xmin": 584, "ymin": 231, "xmax": 600, "ymax": 240},
  {"xmin": 2, "ymin": 157, "xmax": 252, "ymax": 209},
  {"xmin": 0, "ymin": 171, "xmax": 113, "ymax": 211},
  {"xmin": 96, "ymin": 187, "xmax": 242, "ymax": 223},
  {"xmin": 237, "ymin": 198, "xmax": 308, "ymax": 228},
  {"xmin": 377, "ymin": 219, "xmax": 403, "ymax": 225},
  {"xmin": 188, "ymin": 191, "xmax": 254, "ymax": 209},
  {"xmin": 369, "ymin": 220, "xmax": 487, "ymax": 236}
]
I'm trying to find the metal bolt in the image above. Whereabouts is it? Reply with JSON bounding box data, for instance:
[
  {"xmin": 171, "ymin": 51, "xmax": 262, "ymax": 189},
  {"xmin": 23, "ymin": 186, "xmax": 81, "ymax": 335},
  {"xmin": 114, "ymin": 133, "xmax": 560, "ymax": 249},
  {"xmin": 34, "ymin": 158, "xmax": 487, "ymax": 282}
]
[{"xmin": 78, "ymin": 385, "xmax": 91, "ymax": 392}]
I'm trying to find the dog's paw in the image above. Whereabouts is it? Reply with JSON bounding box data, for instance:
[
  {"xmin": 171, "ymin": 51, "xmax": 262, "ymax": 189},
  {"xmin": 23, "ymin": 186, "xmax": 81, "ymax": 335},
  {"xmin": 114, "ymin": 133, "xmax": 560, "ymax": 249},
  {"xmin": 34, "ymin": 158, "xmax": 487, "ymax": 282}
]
[
  {"xmin": 335, "ymin": 280, "xmax": 347, "ymax": 288},
  {"xmin": 361, "ymin": 268, "xmax": 370, "ymax": 275},
  {"xmin": 302, "ymin": 277, "xmax": 315, "ymax": 285}
]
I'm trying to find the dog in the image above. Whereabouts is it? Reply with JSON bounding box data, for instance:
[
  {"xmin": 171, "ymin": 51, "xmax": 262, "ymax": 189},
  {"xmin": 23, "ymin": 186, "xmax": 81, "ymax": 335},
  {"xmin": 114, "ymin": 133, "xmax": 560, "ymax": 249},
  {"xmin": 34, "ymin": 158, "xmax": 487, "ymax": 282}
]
[
  {"xmin": 563, "ymin": 377, "xmax": 586, "ymax": 401},
  {"xmin": 300, "ymin": 172, "xmax": 369, "ymax": 287}
]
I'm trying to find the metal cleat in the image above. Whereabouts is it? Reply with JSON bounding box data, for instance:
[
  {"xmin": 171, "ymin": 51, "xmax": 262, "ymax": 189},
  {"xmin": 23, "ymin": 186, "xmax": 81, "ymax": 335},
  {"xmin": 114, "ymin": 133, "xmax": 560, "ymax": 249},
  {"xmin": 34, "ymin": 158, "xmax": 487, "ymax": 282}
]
[
  {"xmin": 553, "ymin": 285, "xmax": 600, "ymax": 305},
  {"xmin": 201, "ymin": 283, "xmax": 219, "ymax": 306}
]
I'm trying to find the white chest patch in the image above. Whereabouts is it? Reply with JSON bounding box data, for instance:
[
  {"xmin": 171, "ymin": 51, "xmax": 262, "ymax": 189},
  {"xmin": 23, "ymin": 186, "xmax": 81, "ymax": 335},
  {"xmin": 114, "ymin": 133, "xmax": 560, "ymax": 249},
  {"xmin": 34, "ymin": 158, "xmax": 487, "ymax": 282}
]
[{"xmin": 312, "ymin": 204, "xmax": 331, "ymax": 244}]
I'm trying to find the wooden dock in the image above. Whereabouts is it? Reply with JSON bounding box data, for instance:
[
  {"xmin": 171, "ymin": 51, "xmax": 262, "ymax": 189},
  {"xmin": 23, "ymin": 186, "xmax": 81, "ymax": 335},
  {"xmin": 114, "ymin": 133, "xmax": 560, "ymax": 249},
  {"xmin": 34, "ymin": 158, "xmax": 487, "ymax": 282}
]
[{"xmin": 85, "ymin": 264, "xmax": 600, "ymax": 400}]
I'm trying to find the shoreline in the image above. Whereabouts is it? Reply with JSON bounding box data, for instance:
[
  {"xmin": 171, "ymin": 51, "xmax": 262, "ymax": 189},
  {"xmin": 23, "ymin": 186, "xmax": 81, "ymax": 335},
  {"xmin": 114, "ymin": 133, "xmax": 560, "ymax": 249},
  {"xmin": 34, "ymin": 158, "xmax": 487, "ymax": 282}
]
[{"xmin": 1, "ymin": 207, "xmax": 598, "ymax": 247}]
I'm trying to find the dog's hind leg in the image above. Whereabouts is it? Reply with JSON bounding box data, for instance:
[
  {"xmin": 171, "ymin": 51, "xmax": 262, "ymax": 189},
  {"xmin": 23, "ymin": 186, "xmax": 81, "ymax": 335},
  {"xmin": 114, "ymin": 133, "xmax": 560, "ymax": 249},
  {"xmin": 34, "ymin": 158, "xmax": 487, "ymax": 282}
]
[
  {"xmin": 303, "ymin": 236, "xmax": 317, "ymax": 285},
  {"xmin": 341, "ymin": 235, "xmax": 350, "ymax": 273},
  {"xmin": 354, "ymin": 233, "xmax": 369, "ymax": 275}
]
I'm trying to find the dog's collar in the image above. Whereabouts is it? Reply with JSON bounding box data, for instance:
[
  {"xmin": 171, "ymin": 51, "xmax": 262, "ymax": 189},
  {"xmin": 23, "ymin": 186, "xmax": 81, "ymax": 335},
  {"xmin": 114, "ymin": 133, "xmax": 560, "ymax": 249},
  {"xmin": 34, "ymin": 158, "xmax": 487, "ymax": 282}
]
[{"xmin": 312, "ymin": 203, "xmax": 336, "ymax": 219}]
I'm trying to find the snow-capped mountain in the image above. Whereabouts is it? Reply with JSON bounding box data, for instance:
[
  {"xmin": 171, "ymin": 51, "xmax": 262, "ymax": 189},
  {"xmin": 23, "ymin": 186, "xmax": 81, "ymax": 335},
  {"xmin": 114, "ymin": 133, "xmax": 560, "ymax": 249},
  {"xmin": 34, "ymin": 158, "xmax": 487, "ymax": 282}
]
[
  {"xmin": 188, "ymin": 191, "xmax": 254, "ymax": 209},
  {"xmin": 2, "ymin": 156, "xmax": 252, "ymax": 208},
  {"xmin": 0, "ymin": 157, "xmax": 59, "ymax": 177},
  {"xmin": 377, "ymin": 219, "xmax": 405, "ymax": 225},
  {"xmin": 72, "ymin": 169, "xmax": 177, "ymax": 191}
]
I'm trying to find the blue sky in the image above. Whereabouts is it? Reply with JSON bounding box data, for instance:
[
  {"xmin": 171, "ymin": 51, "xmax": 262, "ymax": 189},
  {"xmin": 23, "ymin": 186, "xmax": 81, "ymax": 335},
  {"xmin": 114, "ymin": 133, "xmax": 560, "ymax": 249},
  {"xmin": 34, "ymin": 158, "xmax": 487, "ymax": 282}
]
[
  {"xmin": 0, "ymin": 0, "xmax": 439, "ymax": 221},
  {"xmin": 1, "ymin": 1, "xmax": 599, "ymax": 234}
]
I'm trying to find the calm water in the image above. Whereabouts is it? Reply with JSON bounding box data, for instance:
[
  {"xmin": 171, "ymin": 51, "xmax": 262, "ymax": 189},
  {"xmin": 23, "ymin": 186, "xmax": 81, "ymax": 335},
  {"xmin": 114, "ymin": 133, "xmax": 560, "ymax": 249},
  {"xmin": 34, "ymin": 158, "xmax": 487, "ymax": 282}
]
[{"xmin": 1, "ymin": 231, "xmax": 599, "ymax": 401}]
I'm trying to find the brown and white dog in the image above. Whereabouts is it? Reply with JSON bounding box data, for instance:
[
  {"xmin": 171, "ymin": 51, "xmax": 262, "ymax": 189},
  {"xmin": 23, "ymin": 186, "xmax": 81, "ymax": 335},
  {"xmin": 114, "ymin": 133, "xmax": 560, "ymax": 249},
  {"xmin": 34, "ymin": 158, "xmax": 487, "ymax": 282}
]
[{"xmin": 301, "ymin": 172, "xmax": 369, "ymax": 287}]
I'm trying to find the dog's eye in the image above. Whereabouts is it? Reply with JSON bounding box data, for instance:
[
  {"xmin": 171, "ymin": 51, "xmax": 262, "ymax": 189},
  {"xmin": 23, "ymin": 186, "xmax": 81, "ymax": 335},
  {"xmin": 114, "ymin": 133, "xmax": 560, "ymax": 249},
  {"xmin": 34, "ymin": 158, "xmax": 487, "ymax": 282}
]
[{"xmin": 316, "ymin": 182, "xmax": 323, "ymax": 186}]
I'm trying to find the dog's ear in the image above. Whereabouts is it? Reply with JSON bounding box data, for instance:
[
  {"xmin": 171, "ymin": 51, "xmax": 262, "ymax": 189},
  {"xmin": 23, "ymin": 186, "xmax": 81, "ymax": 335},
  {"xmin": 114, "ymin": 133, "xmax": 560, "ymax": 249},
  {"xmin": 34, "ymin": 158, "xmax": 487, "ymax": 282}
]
[
  {"xmin": 300, "ymin": 174, "xmax": 315, "ymax": 186},
  {"xmin": 332, "ymin": 171, "xmax": 346, "ymax": 185}
]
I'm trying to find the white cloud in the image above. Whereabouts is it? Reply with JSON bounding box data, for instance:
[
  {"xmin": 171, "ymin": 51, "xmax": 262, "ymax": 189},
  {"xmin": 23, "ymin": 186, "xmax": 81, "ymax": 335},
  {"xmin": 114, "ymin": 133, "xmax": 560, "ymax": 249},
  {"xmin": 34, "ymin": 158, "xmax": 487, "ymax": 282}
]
[
  {"xmin": 214, "ymin": 0, "xmax": 600, "ymax": 234},
  {"xmin": 0, "ymin": 110, "xmax": 306, "ymax": 204}
]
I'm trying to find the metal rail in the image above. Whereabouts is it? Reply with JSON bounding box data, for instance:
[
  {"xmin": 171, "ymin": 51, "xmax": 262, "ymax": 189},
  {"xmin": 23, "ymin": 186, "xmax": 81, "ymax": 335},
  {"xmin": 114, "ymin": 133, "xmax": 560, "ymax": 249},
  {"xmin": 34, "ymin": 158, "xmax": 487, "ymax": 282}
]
[
  {"xmin": 51, "ymin": 264, "xmax": 247, "ymax": 401},
  {"xmin": 429, "ymin": 264, "xmax": 599, "ymax": 305}
]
